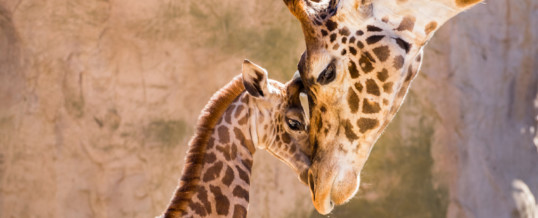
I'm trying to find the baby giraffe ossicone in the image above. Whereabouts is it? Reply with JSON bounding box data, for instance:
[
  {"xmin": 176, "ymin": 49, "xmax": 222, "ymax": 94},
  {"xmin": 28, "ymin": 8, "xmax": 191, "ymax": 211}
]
[{"xmin": 160, "ymin": 60, "xmax": 311, "ymax": 218}]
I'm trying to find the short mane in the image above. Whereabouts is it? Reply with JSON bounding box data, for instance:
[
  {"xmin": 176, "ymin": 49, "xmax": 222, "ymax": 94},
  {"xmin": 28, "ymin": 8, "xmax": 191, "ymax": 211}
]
[{"xmin": 163, "ymin": 75, "xmax": 245, "ymax": 217}]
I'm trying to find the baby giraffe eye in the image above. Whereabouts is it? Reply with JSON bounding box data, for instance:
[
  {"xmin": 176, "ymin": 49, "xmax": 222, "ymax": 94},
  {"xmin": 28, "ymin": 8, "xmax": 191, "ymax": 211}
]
[{"xmin": 286, "ymin": 118, "xmax": 303, "ymax": 131}]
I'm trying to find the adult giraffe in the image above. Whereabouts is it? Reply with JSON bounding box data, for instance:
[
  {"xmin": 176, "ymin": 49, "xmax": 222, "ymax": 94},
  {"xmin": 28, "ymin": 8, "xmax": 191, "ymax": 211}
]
[{"xmin": 282, "ymin": 0, "xmax": 483, "ymax": 214}]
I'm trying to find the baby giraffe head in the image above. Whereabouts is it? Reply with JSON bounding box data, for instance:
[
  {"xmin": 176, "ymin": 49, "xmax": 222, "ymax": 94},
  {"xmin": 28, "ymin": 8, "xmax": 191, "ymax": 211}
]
[{"xmin": 241, "ymin": 60, "xmax": 312, "ymax": 184}]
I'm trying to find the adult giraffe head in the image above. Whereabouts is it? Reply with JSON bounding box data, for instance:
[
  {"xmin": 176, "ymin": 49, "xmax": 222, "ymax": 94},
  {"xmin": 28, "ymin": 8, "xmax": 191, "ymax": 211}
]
[{"xmin": 283, "ymin": 0, "xmax": 482, "ymax": 214}]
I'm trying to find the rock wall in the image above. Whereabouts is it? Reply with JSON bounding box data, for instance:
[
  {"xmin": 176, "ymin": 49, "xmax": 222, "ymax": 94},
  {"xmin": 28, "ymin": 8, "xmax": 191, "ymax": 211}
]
[
  {"xmin": 0, "ymin": 0, "xmax": 536, "ymax": 218},
  {"xmin": 0, "ymin": 1, "xmax": 311, "ymax": 217}
]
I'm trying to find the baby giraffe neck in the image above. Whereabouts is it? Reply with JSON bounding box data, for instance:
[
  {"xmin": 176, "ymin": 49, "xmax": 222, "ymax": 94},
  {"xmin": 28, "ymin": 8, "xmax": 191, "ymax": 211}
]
[
  {"xmin": 163, "ymin": 76, "xmax": 258, "ymax": 218},
  {"xmin": 183, "ymin": 92, "xmax": 255, "ymax": 217}
]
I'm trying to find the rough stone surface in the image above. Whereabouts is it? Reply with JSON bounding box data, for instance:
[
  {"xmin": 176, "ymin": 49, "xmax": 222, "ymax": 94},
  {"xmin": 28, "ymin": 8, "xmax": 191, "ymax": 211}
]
[
  {"xmin": 0, "ymin": 0, "xmax": 537, "ymax": 218},
  {"xmin": 0, "ymin": 1, "xmax": 310, "ymax": 217}
]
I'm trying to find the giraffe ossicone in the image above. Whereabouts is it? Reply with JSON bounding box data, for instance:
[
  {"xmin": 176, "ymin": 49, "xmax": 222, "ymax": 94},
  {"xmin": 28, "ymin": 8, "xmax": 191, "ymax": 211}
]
[
  {"xmin": 283, "ymin": 0, "xmax": 483, "ymax": 214},
  {"xmin": 160, "ymin": 60, "xmax": 311, "ymax": 218}
]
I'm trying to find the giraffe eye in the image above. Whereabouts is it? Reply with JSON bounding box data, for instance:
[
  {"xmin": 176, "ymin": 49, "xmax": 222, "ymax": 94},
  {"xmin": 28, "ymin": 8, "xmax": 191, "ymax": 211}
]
[
  {"xmin": 286, "ymin": 118, "xmax": 303, "ymax": 131},
  {"xmin": 317, "ymin": 60, "xmax": 336, "ymax": 85}
]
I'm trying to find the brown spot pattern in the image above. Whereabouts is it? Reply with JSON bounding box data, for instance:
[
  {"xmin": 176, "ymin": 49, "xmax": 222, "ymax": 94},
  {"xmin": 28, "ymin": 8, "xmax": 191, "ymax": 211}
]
[
  {"xmin": 231, "ymin": 143, "xmax": 238, "ymax": 160},
  {"xmin": 330, "ymin": 33, "xmax": 337, "ymax": 42},
  {"xmin": 189, "ymin": 201, "xmax": 207, "ymax": 216},
  {"xmin": 349, "ymin": 47, "xmax": 357, "ymax": 55},
  {"xmin": 366, "ymin": 35, "xmax": 385, "ymax": 44},
  {"xmin": 339, "ymin": 27, "xmax": 350, "ymax": 36},
  {"xmin": 233, "ymin": 186, "xmax": 249, "ymax": 201},
  {"xmin": 406, "ymin": 65, "xmax": 414, "ymax": 81},
  {"xmin": 396, "ymin": 15, "xmax": 416, "ymax": 32},
  {"xmin": 365, "ymin": 79, "xmax": 380, "ymax": 96},
  {"xmin": 347, "ymin": 88, "xmax": 360, "ymax": 113},
  {"xmin": 343, "ymin": 119, "xmax": 358, "ymax": 142},
  {"xmin": 357, "ymin": 118, "xmax": 379, "ymax": 133},
  {"xmin": 377, "ymin": 68, "xmax": 389, "ymax": 82},
  {"xmin": 372, "ymin": 46, "xmax": 390, "ymax": 62},
  {"xmin": 359, "ymin": 54, "xmax": 374, "ymax": 73},
  {"xmin": 234, "ymin": 105, "xmax": 244, "ymax": 118},
  {"xmin": 332, "ymin": 43, "xmax": 340, "ymax": 50},
  {"xmin": 236, "ymin": 165, "xmax": 250, "ymax": 185},
  {"xmin": 355, "ymin": 82, "xmax": 364, "ymax": 92},
  {"xmin": 393, "ymin": 55, "xmax": 404, "ymax": 69},
  {"xmin": 382, "ymin": 16, "xmax": 389, "ymax": 23},
  {"xmin": 367, "ymin": 25, "xmax": 383, "ymax": 32},
  {"xmin": 362, "ymin": 99, "xmax": 381, "ymax": 113},
  {"xmin": 204, "ymin": 152, "xmax": 217, "ymax": 164},
  {"xmin": 225, "ymin": 105, "xmax": 235, "ymax": 124},
  {"xmin": 218, "ymin": 126, "xmax": 230, "ymax": 143},
  {"xmin": 281, "ymin": 133, "xmax": 291, "ymax": 143},
  {"xmin": 425, "ymin": 21, "xmax": 438, "ymax": 35},
  {"xmin": 241, "ymin": 159, "xmax": 253, "ymax": 173},
  {"xmin": 207, "ymin": 137, "xmax": 215, "ymax": 150},
  {"xmin": 326, "ymin": 19, "xmax": 338, "ymax": 31},
  {"xmin": 233, "ymin": 205, "xmax": 247, "ymax": 218},
  {"xmin": 234, "ymin": 127, "xmax": 254, "ymax": 154},
  {"xmin": 210, "ymin": 185, "xmax": 230, "ymax": 215},
  {"xmin": 348, "ymin": 61, "xmax": 360, "ymax": 78},
  {"xmin": 357, "ymin": 41, "xmax": 364, "ymax": 49},
  {"xmin": 203, "ymin": 161, "xmax": 223, "ymax": 182},
  {"xmin": 237, "ymin": 114, "xmax": 248, "ymax": 125},
  {"xmin": 395, "ymin": 37, "xmax": 411, "ymax": 53},
  {"xmin": 197, "ymin": 186, "xmax": 212, "ymax": 214},
  {"xmin": 222, "ymin": 166, "xmax": 235, "ymax": 186},
  {"xmin": 383, "ymin": 82, "xmax": 394, "ymax": 93}
]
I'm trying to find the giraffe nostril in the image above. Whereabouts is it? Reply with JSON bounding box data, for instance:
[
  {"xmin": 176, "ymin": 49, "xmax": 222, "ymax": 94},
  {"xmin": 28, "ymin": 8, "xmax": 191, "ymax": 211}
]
[{"xmin": 308, "ymin": 170, "xmax": 316, "ymax": 200}]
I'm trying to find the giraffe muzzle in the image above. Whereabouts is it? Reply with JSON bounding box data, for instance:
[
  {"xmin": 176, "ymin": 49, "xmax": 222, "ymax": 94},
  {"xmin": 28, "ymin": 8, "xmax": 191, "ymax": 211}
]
[
  {"xmin": 307, "ymin": 167, "xmax": 336, "ymax": 215},
  {"xmin": 307, "ymin": 153, "xmax": 362, "ymax": 214}
]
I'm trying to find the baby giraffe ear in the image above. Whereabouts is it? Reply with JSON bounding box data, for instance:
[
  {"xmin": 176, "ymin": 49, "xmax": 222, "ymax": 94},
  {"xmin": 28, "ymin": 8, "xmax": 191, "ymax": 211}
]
[{"xmin": 242, "ymin": 59, "xmax": 269, "ymax": 98}]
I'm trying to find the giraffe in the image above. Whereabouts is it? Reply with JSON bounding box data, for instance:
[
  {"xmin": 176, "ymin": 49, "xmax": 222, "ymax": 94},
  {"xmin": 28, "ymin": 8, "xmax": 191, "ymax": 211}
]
[
  {"xmin": 160, "ymin": 60, "xmax": 311, "ymax": 218},
  {"xmin": 281, "ymin": 0, "xmax": 483, "ymax": 214}
]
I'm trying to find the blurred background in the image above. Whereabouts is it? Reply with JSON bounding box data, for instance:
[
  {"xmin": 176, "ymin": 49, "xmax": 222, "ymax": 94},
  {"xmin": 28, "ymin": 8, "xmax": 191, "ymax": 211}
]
[{"xmin": 0, "ymin": 0, "xmax": 537, "ymax": 217}]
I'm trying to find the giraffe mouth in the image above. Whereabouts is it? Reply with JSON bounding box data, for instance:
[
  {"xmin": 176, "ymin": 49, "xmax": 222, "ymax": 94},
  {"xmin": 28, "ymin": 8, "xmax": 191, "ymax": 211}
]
[
  {"xmin": 308, "ymin": 167, "xmax": 337, "ymax": 214},
  {"xmin": 308, "ymin": 157, "xmax": 361, "ymax": 215}
]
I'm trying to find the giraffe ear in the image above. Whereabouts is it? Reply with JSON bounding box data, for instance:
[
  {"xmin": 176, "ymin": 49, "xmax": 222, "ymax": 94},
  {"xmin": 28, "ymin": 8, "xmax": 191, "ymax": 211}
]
[{"xmin": 242, "ymin": 59, "xmax": 269, "ymax": 98}]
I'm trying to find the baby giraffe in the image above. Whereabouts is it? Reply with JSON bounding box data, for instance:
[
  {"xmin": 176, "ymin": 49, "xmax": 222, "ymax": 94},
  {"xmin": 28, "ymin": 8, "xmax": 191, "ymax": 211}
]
[{"xmin": 160, "ymin": 60, "xmax": 311, "ymax": 218}]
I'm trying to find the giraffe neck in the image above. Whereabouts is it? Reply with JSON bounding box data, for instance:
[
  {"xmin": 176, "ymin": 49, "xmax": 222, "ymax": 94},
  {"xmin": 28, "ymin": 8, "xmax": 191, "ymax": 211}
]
[
  {"xmin": 163, "ymin": 76, "xmax": 259, "ymax": 218},
  {"xmin": 179, "ymin": 92, "xmax": 256, "ymax": 218}
]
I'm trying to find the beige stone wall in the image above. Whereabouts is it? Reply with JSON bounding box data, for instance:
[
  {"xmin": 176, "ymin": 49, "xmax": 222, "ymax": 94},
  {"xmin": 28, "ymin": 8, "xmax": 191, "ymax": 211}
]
[
  {"xmin": 1, "ymin": 0, "xmax": 537, "ymax": 218},
  {"xmin": 0, "ymin": 1, "xmax": 310, "ymax": 217}
]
